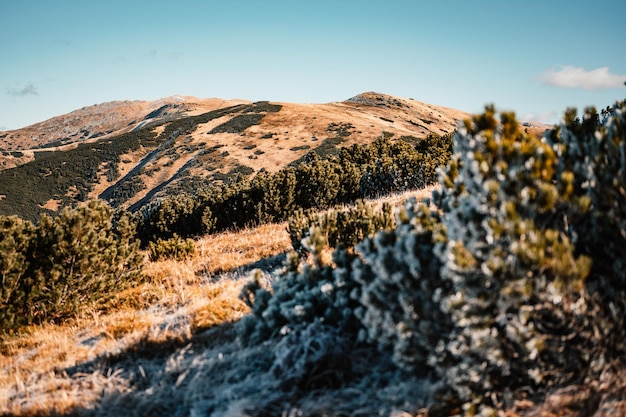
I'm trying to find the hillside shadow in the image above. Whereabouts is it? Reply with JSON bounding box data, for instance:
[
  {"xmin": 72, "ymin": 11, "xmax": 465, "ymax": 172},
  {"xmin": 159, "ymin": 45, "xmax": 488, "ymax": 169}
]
[
  {"xmin": 66, "ymin": 319, "xmax": 239, "ymax": 376},
  {"xmin": 56, "ymin": 319, "xmax": 244, "ymax": 417},
  {"xmin": 206, "ymin": 252, "xmax": 288, "ymax": 281},
  {"xmin": 63, "ymin": 250, "xmax": 289, "ymax": 384},
  {"xmin": 43, "ymin": 255, "xmax": 288, "ymax": 416}
]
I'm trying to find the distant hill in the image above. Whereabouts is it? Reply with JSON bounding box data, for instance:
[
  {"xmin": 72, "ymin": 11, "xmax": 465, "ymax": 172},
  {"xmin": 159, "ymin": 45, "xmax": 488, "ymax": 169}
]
[{"xmin": 0, "ymin": 92, "xmax": 478, "ymax": 221}]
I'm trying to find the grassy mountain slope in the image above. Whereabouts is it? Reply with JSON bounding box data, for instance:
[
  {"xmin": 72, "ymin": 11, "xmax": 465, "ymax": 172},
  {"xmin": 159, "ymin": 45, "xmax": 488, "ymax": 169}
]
[
  {"xmin": 0, "ymin": 92, "xmax": 478, "ymax": 222},
  {"xmin": 0, "ymin": 96, "xmax": 249, "ymax": 153}
]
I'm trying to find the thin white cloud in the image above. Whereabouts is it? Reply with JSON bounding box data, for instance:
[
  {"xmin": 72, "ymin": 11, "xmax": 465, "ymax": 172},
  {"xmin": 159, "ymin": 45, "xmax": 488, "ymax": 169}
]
[
  {"xmin": 538, "ymin": 66, "xmax": 626, "ymax": 90},
  {"xmin": 6, "ymin": 83, "xmax": 38, "ymax": 97}
]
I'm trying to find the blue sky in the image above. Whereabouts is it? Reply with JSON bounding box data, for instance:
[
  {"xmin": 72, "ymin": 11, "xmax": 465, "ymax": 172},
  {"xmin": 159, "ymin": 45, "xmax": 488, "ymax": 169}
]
[{"xmin": 1, "ymin": 0, "xmax": 625, "ymax": 131}]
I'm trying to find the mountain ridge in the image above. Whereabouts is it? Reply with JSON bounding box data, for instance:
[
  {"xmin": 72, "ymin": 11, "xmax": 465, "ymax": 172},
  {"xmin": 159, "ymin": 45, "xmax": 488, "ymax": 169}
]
[{"xmin": 0, "ymin": 96, "xmax": 251, "ymax": 152}]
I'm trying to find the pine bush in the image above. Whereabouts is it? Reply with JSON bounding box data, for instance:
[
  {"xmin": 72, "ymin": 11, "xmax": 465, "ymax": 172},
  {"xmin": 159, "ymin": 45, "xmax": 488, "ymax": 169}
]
[
  {"xmin": 359, "ymin": 135, "xmax": 451, "ymax": 198},
  {"xmin": 294, "ymin": 153, "xmax": 341, "ymax": 210},
  {"xmin": 353, "ymin": 104, "xmax": 625, "ymax": 411},
  {"xmin": 351, "ymin": 199, "xmax": 450, "ymax": 373},
  {"xmin": 237, "ymin": 248, "xmax": 362, "ymax": 345},
  {"xmin": 287, "ymin": 199, "xmax": 395, "ymax": 255},
  {"xmin": 431, "ymin": 106, "xmax": 593, "ymax": 410},
  {"xmin": 1, "ymin": 200, "xmax": 144, "ymax": 333},
  {"xmin": 133, "ymin": 133, "xmax": 452, "ymax": 245},
  {"xmin": 148, "ymin": 234, "xmax": 195, "ymax": 261},
  {"xmin": 135, "ymin": 192, "xmax": 209, "ymax": 242},
  {"xmin": 253, "ymin": 168, "xmax": 297, "ymax": 223},
  {"xmin": 0, "ymin": 216, "xmax": 35, "ymax": 331},
  {"xmin": 548, "ymin": 105, "xmax": 626, "ymax": 301}
]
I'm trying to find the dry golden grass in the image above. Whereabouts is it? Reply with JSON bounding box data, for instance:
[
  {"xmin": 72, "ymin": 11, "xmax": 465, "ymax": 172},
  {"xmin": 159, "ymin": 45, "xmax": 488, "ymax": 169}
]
[
  {"xmin": 369, "ymin": 184, "xmax": 438, "ymax": 208},
  {"xmin": 143, "ymin": 221, "xmax": 291, "ymax": 283},
  {"xmin": 0, "ymin": 221, "xmax": 293, "ymax": 416},
  {"xmin": 0, "ymin": 317, "xmax": 133, "ymax": 416}
]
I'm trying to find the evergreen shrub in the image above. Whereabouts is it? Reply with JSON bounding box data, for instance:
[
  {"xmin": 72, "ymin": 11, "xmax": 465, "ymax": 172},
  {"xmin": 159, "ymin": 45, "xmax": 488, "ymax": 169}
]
[
  {"xmin": 238, "ymin": 248, "xmax": 362, "ymax": 345},
  {"xmin": 148, "ymin": 234, "xmax": 195, "ymax": 261},
  {"xmin": 0, "ymin": 200, "xmax": 144, "ymax": 333},
  {"xmin": 430, "ymin": 106, "xmax": 593, "ymax": 411},
  {"xmin": 351, "ymin": 199, "xmax": 450, "ymax": 373},
  {"xmin": 548, "ymin": 106, "xmax": 626, "ymax": 304},
  {"xmin": 287, "ymin": 199, "xmax": 395, "ymax": 255},
  {"xmin": 0, "ymin": 216, "xmax": 35, "ymax": 330}
]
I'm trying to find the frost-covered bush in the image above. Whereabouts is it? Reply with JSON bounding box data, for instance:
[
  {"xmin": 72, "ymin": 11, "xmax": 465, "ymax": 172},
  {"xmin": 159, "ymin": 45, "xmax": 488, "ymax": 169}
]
[
  {"xmin": 238, "ymin": 101, "xmax": 626, "ymax": 414},
  {"xmin": 240, "ymin": 200, "xmax": 397, "ymax": 345},
  {"xmin": 351, "ymin": 199, "xmax": 450, "ymax": 372},
  {"xmin": 360, "ymin": 104, "xmax": 624, "ymax": 413},
  {"xmin": 236, "ymin": 103, "xmax": 626, "ymax": 414},
  {"xmin": 544, "ymin": 104, "xmax": 626, "ymax": 395},
  {"xmin": 430, "ymin": 106, "xmax": 594, "ymax": 410},
  {"xmin": 548, "ymin": 104, "xmax": 626, "ymax": 302},
  {"xmin": 237, "ymin": 248, "xmax": 362, "ymax": 345}
]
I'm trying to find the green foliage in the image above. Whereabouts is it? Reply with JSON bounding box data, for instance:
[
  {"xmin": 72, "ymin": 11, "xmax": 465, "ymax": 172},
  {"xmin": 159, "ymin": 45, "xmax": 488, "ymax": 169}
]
[
  {"xmin": 208, "ymin": 114, "xmax": 266, "ymax": 134},
  {"xmin": 291, "ymin": 137, "xmax": 345, "ymax": 161},
  {"xmin": 288, "ymin": 199, "xmax": 395, "ymax": 255},
  {"xmin": 289, "ymin": 145, "xmax": 311, "ymax": 151},
  {"xmin": 326, "ymin": 122, "xmax": 355, "ymax": 138},
  {"xmin": 227, "ymin": 164, "xmax": 255, "ymax": 177},
  {"xmin": 294, "ymin": 152, "xmax": 341, "ymax": 210},
  {"xmin": 136, "ymin": 192, "xmax": 213, "ymax": 243},
  {"xmin": 252, "ymin": 169, "xmax": 297, "ymax": 223},
  {"xmin": 0, "ymin": 216, "xmax": 35, "ymax": 329},
  {"xmin": 107, "ymin": 175, "xmax": 147, "ymax": 207},
  {"xmin": 360, "ymin": 134, "xmax": 451, "ymax": 198},
  {"xmin": 148, "ymin": 234, "xmax": 195, "ymax": 261},
  {"xmin": 0, "ymin": 200, "xmax": 144, "ymax": 333}
]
